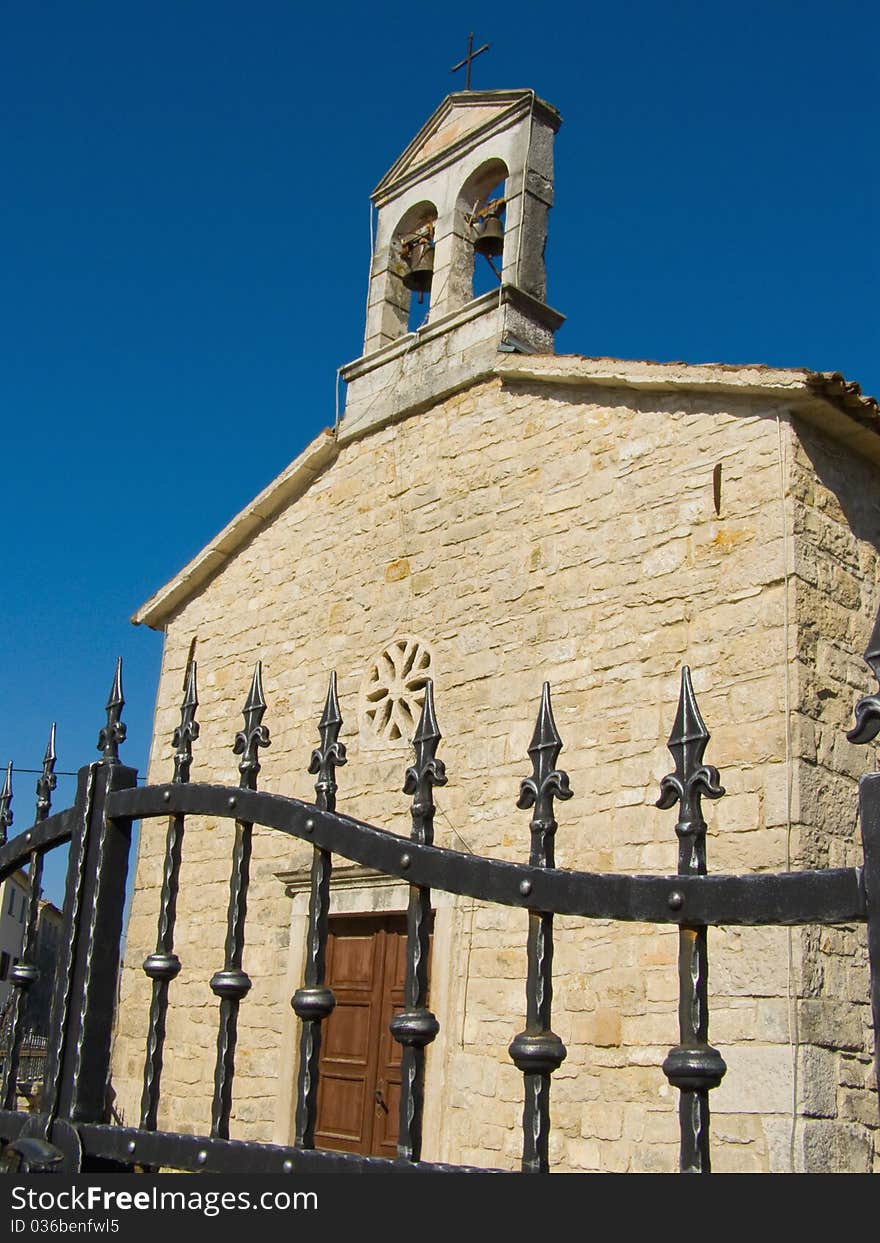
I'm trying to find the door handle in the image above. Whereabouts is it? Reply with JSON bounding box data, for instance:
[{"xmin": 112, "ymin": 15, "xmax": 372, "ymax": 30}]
[{"xmin": 374, "ymin": 1084, "xmax": 389, "ymax": 1113}]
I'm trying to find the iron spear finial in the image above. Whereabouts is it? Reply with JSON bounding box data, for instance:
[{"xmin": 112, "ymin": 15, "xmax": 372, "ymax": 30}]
[
  {"xmin": 0, "ymin": 761, "xmax": 12, "ymax": 846},
  {"xmin": 517, "ymin": 683, "xmax": 573, "ymax": 869},
  {"xmin": 172, "ymin": 661, "xmax": 200, "ymax": 784},
  {"xmin": 403, "ymin": 680, "xmax": 447, "ymax": 846},
  {"xmin": 656, "ymin": 667, "xmax": 724, "ymax": 874},
  {"xmin": 233, "ymin": 661, "xmax": 270, "ymax": 790},
  {"xmin": 847, "ymin": 606, "xmax": 880, "ymax": 745},
  {"xmin": 35, "ymin": 724, "xmax": 57, "ymax": 821},
  {"xmin": 98, "ymin": 657, "xmax": 127, "ymax": 764},
  {"xmin": 308, "ymin": 671, "xmax": 347, "ymax": 812}
]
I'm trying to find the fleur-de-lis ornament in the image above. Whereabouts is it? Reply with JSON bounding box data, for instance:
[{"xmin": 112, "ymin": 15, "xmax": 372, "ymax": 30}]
[
  {"xmin": 403, "ymin": 680, "xmax": 447, "ymax": 845},
  {"xmin": 0, "ymin": 762, "xmax": 12, "ymax": 847},
  {"xmin": 173, "ymin": 663, "xmax": 200, "ymax": 784},
  {"xmin": 656, "ymin": 667, "xmax": 724, "ymax": 875},
  {"xmin": 35, "ymin": 724, "xmax": 57, "ymax": 821},
  {"xmin": 848, "ymin": 606, "xmax": 880, "ymax": 745},
  {"xmin": 308, "ymin": 672, "xmax": 347, "ymax": 812},
  {"xmin": 97, "ymin": 658, "xmax": 127, "ymax": 763},
  {"xmin": 517, "ymin": 683, "xmax": 573, "ymax": 868},
  {"xmin": 233, "ymin": 662, "xmax": 270, "ymax": 790}
]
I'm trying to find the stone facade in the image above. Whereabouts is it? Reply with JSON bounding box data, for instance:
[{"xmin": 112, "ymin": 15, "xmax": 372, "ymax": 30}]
[{"xmin": 113, "ymin": 358, "xmax": 880, "ymax": 1171}]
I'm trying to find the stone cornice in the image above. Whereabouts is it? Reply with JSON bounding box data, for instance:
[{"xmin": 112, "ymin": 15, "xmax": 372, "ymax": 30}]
[
  {"xmin": 339, "ymin": 286, "xmax": 565, "ymax": 387},
  {"xmin": 277, "ymin": 860, "xmax": 402, "ymax": 900}
]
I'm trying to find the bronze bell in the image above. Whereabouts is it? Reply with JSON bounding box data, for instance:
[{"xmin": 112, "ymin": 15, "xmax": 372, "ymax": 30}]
[
  {"xmin": 473, "ymin": 216, "xmax": 504, "ymax": 258},
  {"xmin": 402, "ymin": 242, "xmax": 434, "ymax": 295}
]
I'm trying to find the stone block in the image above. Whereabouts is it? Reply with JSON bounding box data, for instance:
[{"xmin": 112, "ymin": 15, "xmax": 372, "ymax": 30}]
[
  {"xmin": 799, "ymin": 1119, "xmax": 872, "ymax": 1173},
  {"xmin": 712, "ymin": 1044, "xmax": 793, "ymax": 1115}
]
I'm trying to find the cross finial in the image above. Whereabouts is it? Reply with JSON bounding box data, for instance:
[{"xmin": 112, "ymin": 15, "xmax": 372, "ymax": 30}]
[{"xmin": 450, "ymin": 32, "xmax": 490, "ymax": 91}]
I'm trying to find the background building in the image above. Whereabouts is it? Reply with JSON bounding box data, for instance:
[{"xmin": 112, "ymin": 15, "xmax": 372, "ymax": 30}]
[{"xmin": 0, "ymin": 871, "xmax": 29, "ymax": 1014}]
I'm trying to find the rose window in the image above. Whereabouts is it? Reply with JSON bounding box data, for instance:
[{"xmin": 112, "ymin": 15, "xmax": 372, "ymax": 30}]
[{"xmin": 361, "ymin": 637, "xmax": 433, "ymax": 744}]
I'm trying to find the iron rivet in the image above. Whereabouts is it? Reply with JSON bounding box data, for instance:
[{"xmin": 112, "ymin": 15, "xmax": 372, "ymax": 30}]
[
  {"xmin": 668, "ymin": 891, "xmax": 684, "ymax": 911},
  {"xmin": 305, "ymin": 818, "xmax": 315, "ymax": 833},
  {"xmin": 163, "ymin": 791, "xmax": 171, "ymax": 803},
  {"xmin": 282, "ymin": 1160, "xmax": 293, "ymax": 1173},
  {"xmin": 519, "ymin": 880, "xmax": 532, "ymax": 896},
  {"xmin": 25, "ymin": 832, "xmax": 32, "ymax": 843},
  {"xmin": 196, "ymin": 1150, "xmax": 207, "ymax": 1165},
  {"xmin": 401, "ymin": 853, "xmax": 411, "ymax": 869},
  {"xmin": 228, "ymin": 797, "xmax": 237, "ymax": 809},
  {"xmin": 126, "ymin": 1140, "xmax": 136, "ymax": 1154}
]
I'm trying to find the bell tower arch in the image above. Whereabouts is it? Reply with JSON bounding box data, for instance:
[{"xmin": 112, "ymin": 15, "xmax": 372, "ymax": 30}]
[{"xmin": 456, "ymin": 157, "xmax": 509, "ymax": 301}]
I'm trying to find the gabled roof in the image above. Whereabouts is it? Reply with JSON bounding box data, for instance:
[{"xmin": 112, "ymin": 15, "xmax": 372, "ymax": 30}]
[
  {"xmin": 371, "ymin": 89, "xmax": 561, "ymax": 206},
  {"xmin": 131, "ymin": 359, "xmax": 879, "ymax": 632}
]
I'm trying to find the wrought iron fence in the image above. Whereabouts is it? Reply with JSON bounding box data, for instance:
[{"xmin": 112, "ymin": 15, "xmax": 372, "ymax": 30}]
[
  {"xmin": 1, "ymin": 604, "xmax": 880, "ymax": 1174},
  {"xmin": 0, "ymin": 1032, "xmax": 48, "ymax": 1105}
]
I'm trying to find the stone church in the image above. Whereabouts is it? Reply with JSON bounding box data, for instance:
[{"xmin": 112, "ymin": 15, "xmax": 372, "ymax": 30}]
[{"xmin": 112, "ymin": 88, "xmax": 880, "ymax": 1172}]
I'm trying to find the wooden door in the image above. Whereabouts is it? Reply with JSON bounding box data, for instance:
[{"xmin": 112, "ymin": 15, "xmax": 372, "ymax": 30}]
[{"xmin": 313, "ymin": 913, "xmax": 412, "ymax": 1156}]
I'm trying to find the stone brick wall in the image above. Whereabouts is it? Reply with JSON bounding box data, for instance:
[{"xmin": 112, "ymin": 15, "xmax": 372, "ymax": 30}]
[
  {"xmin": 112, "ymin": 374, "xmax": 879, "ymax": 1170},
  {"xmin": 789, "ymin": 419, "xmax": 880, "ymax": 1171}
]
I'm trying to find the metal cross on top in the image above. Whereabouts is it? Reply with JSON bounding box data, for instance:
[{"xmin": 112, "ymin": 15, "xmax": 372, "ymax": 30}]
[{"xmin": 450, "ymin": 32, "xmax": 490, "ymax": 91}]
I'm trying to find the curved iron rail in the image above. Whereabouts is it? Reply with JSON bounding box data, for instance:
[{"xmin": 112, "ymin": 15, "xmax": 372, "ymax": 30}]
[
  {"xmin": 0, "ymin": 807, "xmax": 77, "ymax": 880},
  {"xmin": 107, "ymin": 783, "xmax": 866, "ymax": 927}
]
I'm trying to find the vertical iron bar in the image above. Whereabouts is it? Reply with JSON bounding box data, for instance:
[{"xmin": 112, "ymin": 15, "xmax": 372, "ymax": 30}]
[
  {"xmin": 390, "ymin": 680, "xmax": 445, "ymax": 1162},
  {"xmin": 858, "ymin": 773, "xmax": 880, "ymax": 1120},
  {"xmin": 2, "ymin": 727, "xmax": 56, "ymax": 1110},
  {"xmin": 0, "ymin": 761, "xmax": 15, "ymax": 1105},
  {"xmin": 39, "ymin": 767, "xmax": 93, "ymax": 1131},
  {"xmin": 509, "ymin": 683, "xmax": 572, "ymax": 1173},
  {"xmin": 658, "ymin": 666, "xmax": 726, "ymax": 1173},
  {"xmin": 292, "ymin": 672, "xmax": 346, "ymax": 1148},
  {"xmin": 139, "ymin": 663, "xmax": 199, "ymax": 1130},
  {"xmin": 210, "ymin": 662, "xmax": 269, "ymax": 1140},
  {"xmin": 40, "ymin": 662, "xmax": 136, "ymax": 1137}
]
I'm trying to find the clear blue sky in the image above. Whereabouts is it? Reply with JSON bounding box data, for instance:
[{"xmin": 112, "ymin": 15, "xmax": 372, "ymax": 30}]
[{"xmin": 2, "ymin": 1, "xmax": 877, "ymax": 902}]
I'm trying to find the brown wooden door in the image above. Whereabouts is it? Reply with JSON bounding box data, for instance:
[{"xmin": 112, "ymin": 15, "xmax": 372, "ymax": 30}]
[{"xmin": 314, "ymin": 913, "xmax": 410, "ymax": 1156}]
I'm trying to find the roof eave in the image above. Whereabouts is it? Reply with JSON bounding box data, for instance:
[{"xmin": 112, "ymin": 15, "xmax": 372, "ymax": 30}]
[{"xmin": 132, "ymin": 428, "xmax": 339, "ymax": 631}]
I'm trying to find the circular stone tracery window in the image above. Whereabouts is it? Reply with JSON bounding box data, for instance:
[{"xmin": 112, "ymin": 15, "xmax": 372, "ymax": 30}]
[{"xmin": 360, "ymin": 637, "xmax": 433, "ymax": 745}]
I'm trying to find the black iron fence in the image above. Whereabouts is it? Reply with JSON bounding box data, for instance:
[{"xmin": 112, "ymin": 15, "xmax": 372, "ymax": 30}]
[
  {"xmin": 0, "ymin": 1032, "xmax": 48, "ymax": 1106},
  {"xmin": 1, "ymin": 605, "xmax": 880, "ymax": 1174}
]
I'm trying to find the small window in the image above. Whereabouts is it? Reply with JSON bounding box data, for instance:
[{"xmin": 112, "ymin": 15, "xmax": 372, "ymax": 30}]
[
  {"xmin": 7, "ymin": 886, "xmax": 14, "ymax": 916},
  {"xmin": 0, "ymin": 951, "xmax": 9, "ymax": 980}
]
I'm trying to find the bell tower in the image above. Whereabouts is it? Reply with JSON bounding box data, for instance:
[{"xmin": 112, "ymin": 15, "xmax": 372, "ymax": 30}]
[{"xmin": 339, "ymin": 90, "xmax": 564, "ymax": 440}]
